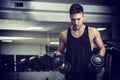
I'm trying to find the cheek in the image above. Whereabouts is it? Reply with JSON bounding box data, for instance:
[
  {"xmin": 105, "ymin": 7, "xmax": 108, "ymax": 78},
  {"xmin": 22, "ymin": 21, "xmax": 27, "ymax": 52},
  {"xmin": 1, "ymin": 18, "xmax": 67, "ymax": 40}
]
[
  {"xmin": 79, "ymin": 19, "xmax": 83, "ymax": 23},
  {"xmin": 81, "ymin": 18, "xmax": 84, "ymax": 21}
]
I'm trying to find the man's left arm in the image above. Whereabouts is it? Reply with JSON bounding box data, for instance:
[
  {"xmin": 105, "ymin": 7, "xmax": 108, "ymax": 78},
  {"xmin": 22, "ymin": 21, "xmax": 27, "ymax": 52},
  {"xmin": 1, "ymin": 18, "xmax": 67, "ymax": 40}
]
[{"xmin": 94, "ymin": 29, "xmax": 106, "ymax": 57}]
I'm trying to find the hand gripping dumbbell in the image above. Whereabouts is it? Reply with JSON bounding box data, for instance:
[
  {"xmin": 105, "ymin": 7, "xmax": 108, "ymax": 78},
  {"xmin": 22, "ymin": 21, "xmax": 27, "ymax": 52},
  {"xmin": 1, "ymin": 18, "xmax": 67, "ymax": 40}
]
[
  {"xmin": 88, "ymin": 54, "xmax": 105, "ymax": 74},
  {"xmin": 52, "ymin": 54, "xmax": 71, "ymax": 74}
]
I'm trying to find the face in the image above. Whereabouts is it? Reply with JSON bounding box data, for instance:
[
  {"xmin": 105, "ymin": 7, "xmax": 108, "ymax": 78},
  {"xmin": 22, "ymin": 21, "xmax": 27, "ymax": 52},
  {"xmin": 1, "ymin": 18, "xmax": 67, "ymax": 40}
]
[{"xmin": 70, "ymin": 12, "xmax": 84, "ymax": 30}]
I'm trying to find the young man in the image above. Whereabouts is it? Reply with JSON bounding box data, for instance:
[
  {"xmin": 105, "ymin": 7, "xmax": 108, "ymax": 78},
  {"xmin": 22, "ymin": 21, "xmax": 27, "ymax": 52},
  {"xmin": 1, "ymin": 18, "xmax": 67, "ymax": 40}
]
[{"xmin": 56, "ymin": 3, "xmax": 106, "ymax": 80}]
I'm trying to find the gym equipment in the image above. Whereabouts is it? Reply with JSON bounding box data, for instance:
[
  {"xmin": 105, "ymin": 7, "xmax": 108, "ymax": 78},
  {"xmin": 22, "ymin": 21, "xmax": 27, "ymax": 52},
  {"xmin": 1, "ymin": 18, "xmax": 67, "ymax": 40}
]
[
  {"xmin": 103, "ymin": 39, "xmax": 120, "ymax": 80},
  {"xmin": 89, "ymin": 54, "xmax": 105, "ymax": 73},
  {"xmin": 52, "ymin": 54, "xmax": 71, "ymax": 74},
  {"xmin": 52, "ymin": 54, "xmax": 65, "ymax": 68},
  {"xmin": 58, "ymin": 61, "xmax": 71, "ymax": 74},
  {"xmin": 38, "ymin": 54, "xmax": 54, "ymax": 70},
  {"xmin": 18, "ymin": 54, "xmax": 54, "ymax": 71},
  {"xmin": 18, "ymin": 58, "xmax": 31, "ymax": 71},
  {"xmin": 29, "ymin": 56, "xmax": 42, "ymax": 71},
  {"xmin": 90, "ymin": 54, "xmax": 105, "ymax": 67},
  {"xmin": 18, "ymin": 53, "xmax": 71, "ymax": 73}
]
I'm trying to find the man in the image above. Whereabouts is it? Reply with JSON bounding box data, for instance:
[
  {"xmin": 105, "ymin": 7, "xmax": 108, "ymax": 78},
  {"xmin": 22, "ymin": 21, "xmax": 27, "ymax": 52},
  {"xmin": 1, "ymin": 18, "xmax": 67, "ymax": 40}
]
[{"xmin": 56, "ymin": 3, "xmax": 106, "ymax": 80}]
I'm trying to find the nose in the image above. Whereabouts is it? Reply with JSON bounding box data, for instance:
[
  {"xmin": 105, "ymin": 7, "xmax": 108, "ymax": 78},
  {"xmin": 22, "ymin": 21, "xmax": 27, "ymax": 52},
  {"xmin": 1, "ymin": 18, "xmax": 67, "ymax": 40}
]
[{"xmin": 74, "ymin": 20, "xmax": 78, "ymax": 25}]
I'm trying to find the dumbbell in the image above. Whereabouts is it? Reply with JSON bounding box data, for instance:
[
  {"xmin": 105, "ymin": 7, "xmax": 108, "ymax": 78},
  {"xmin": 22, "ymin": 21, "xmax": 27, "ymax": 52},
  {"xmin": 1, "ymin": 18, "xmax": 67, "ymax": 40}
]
[
  {"xmin": 88, "ymin": 54, "xmax": 105, "ymax": 73},
  {"xmin": 19, "ymin": 58, "xmax": 31, "ymax": 71},
  {"xmin": 29, "ymin": 56, "xmax": 42, "ymax": 71},
  {"xmin": 58, "ymin": 61, "xmax": 71, "ymax": 74},
  {"xmin": 52, "ymin": 54, "xmax": 71, "ymax": 74}
]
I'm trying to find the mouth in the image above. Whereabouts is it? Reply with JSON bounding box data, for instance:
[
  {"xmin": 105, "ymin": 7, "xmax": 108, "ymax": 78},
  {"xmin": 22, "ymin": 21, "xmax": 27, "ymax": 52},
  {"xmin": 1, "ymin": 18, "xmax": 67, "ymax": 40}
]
[
  {"xmin": 74, "ymin": 25, "xmax": 79, "ymax": 28},
  {"xmin": 73, "ymin": 25, "xmax": 80, "ymax": 30},
  {"xmin": 73, "ymin": 24, "xmax": 78, "ymax": 27}
]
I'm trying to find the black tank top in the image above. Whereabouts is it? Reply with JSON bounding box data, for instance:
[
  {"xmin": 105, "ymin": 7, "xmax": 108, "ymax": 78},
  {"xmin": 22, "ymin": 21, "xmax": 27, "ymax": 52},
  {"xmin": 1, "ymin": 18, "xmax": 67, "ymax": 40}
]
[{"xmin": 65, "ymin": 25, "xmax": 93, "ymax": 74}]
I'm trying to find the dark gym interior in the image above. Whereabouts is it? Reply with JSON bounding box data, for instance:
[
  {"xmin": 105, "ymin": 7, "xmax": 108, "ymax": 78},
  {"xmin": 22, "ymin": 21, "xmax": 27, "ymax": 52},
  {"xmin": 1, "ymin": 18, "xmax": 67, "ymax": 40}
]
[{"xmin": 0, "ymin": 0, "xmax": 120, "ymax": 80}]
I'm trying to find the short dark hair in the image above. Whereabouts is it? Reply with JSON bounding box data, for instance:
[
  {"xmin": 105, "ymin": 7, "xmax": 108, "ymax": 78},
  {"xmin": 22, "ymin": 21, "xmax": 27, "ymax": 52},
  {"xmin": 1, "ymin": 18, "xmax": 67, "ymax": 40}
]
[{"xmin": 69, "ymin": 3, "xmax": 84, "ymax": 14}]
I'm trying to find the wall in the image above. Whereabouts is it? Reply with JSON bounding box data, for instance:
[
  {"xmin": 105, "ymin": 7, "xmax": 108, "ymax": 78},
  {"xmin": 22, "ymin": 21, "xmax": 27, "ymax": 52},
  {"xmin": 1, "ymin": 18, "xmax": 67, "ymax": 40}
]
[{"xmin": 1, "ymin": 43, "xmax": 46, "ymax": 55}]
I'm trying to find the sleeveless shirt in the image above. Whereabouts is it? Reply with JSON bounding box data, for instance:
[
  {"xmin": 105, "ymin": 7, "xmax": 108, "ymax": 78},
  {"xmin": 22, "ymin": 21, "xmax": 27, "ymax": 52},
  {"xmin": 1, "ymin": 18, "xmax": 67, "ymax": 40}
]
[{"xmin": 65, "ymin": 25, "xmax": 93, "ymax": 75}]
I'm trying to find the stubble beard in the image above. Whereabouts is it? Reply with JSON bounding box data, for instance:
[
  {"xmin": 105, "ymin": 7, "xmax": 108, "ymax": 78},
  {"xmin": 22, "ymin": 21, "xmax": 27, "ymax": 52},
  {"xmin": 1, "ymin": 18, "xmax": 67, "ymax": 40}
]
[{"xmin": 72, "ymin": 23, "xmax": 83, "ymax": 30}]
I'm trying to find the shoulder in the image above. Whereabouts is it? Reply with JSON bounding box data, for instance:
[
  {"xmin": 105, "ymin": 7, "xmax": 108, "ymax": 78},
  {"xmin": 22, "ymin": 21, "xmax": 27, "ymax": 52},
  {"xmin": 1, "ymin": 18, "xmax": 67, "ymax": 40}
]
[
  {"xmin": 88, "ymin": 26, "xmax": 97, "ymax": 32},
  {"xmin": 88, "ymin": 26, "xmax": 101, "ymax": 39},
  {"xmin": 59, "ymin": 29, "xmax": 68, "ymax": 40},
  {"xmin": 88, "ymin": 26, "xmax": 99, "ymax": 34},
  {"xmin": 58, "ymin": 29, "xmax": 68, "ymax": 44},
  {"xmin": 60, "ymin": 30, "xmax": 67, "ymax": 36}
]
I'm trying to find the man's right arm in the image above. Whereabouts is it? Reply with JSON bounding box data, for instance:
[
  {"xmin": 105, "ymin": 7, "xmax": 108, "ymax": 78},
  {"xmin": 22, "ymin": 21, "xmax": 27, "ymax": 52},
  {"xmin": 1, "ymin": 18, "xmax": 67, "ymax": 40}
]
[
  {"xmin": 56, "ymin": 31, "xmax": 66, "ymax": 55},
  {"xmin": 52, "ymin": 31, "xmax": 66, "ymax": 69}
]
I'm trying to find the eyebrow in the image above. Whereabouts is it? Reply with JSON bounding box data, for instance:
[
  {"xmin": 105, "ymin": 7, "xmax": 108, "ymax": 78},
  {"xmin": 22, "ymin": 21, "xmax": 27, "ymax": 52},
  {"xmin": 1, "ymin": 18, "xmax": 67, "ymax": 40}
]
[{"xmin": 71, "ymin": 17, "xmax": 81, "ymax": 20}]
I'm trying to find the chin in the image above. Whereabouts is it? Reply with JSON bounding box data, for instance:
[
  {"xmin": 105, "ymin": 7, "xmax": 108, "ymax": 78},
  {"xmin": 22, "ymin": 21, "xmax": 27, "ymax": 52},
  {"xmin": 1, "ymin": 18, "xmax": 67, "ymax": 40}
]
[
  {"xmin": 76, "ymin": 26, "xmax": 80, "ymax": 29},
  {"xmin": 73, "ymin": 26, "xmax": 79, "ymax": 30}
]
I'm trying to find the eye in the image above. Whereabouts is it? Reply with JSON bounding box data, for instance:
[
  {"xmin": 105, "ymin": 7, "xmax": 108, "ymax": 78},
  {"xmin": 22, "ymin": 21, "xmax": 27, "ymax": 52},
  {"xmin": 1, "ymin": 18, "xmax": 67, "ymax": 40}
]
[
  {"xmin": 71, "ymin": 18, "xmax": 75, "ymax": 22},
  {"xmin": 77, "ymin": 18, "xmax": 81, "ymax": 20},
  {"xmin": 71, "ymin": 18, "xmax": 74, "ymax": 21}
]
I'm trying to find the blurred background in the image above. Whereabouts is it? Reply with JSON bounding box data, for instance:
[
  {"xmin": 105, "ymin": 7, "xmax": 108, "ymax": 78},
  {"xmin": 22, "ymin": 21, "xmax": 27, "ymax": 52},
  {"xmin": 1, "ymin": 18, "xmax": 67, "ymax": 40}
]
[{"xmin": 0, "ymin": 0, "xmax": 120, "ymax": 80}]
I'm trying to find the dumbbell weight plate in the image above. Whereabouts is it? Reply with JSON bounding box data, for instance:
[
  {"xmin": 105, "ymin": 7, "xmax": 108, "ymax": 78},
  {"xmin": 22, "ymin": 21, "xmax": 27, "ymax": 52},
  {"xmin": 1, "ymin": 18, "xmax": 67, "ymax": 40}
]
[
  {"xmin": 20, "ymin": 58, "xmax": 30, "ymax": 67},
  {"xmin": 18, "ymin": 58, "xmax": 31, "ymax": 71},
  {"xmin": 59, "ymin": 61, "xmax": 71, "ymax": 74},
  {"xmin": 52, "ymin": 55, "xmax": 65, "ymax": 68},
  {"xmin": 29, "ymin": 56, "xmax": 42, "ymax": 71},
  {"xmin": 91, "ymin": 54, "xmax": 105, "ymax": 67}
]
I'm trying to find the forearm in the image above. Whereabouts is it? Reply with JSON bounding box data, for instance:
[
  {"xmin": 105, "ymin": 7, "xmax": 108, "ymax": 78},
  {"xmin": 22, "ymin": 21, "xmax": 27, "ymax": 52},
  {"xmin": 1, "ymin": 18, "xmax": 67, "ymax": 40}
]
[
  {"xmin": 57, "ymin": 43, "xmax": 66, "ymax": 55},
  {"xmin": 98, "ymin": 47, "xmax": 106, "ymax": 57}
]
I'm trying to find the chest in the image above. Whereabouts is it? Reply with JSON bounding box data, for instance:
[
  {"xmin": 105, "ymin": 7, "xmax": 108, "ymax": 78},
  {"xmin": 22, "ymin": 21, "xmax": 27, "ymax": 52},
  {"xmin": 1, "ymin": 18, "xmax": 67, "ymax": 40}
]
[
  {"xmin": 71, "ymin": 30, "xmax": 84, "ymax": 38},
  {"xmin": 64, "ymin": 29, "xmax": 95, "ymax": 45}
]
